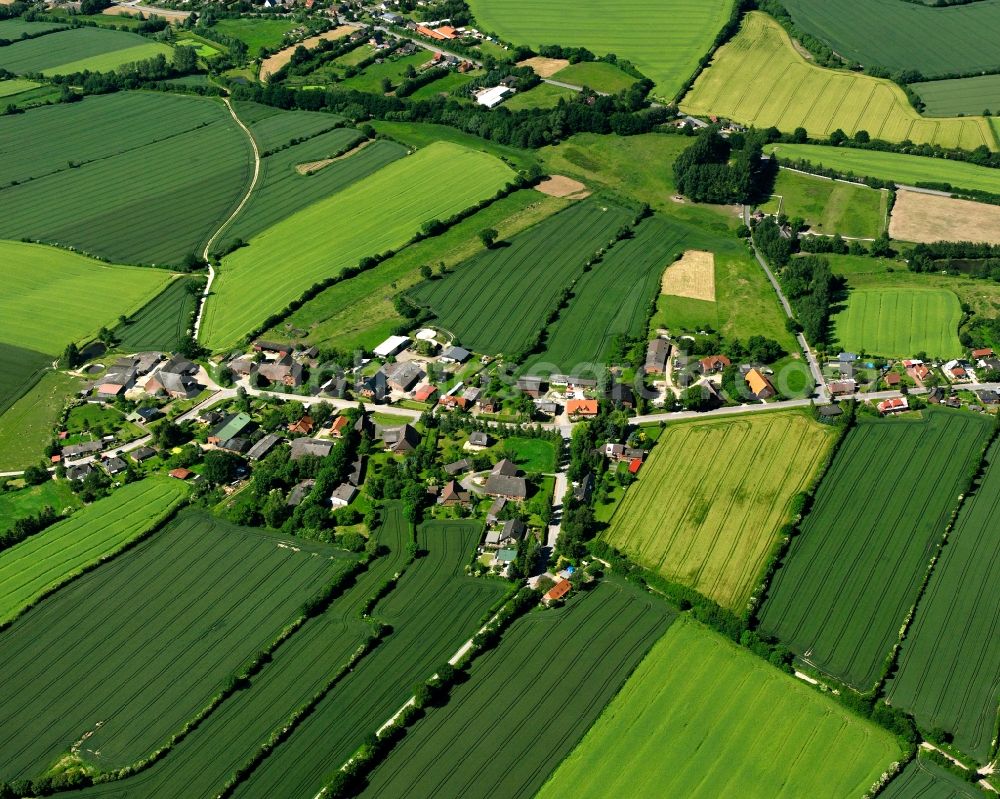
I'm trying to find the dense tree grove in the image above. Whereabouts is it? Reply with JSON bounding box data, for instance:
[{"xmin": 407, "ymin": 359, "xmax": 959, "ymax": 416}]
[
  {"xmin": 780, "ymin": 255, "xmax": 837, "ymax": 345},
  {"xmin": 672, "ymin": 127, "xmax": 772, "ymax": 204}
]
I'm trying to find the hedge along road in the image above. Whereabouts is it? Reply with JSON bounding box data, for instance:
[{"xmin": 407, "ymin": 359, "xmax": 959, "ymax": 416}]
[{"xmin": 193, "ymin": 97, "xmax": 262, "ymax": 341}]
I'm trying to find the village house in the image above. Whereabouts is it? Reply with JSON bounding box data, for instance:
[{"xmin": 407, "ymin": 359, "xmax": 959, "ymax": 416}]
[
  {"xmin": 492, "ymin": 458, "xmax": 517, "ymax": 477},
  {"xmin": 645, "ymin": 338, "xmax": 670, "ymax": 374},
  {"xmin": 208, "ymin": 413, "xmax": 253, "ymax": 446},
  {"xmin": 127, "ymin": 407, "xmax": 162, "ymax": 425},
  {"xmin": 535, "ymin": 400, "xmax": 559, "ymax": 416},
  {"xmin": 566, "ymin": 399, "xmax": 599, "ymax": 418},
  {"xmin": 440, "ymin": 345, "xmax": 471, "ymax": 364},
  {"xmin": 438, "ymin": 393, "xmax": 470, "ymax": 411},
  {"xmin": 382, "ymin": 361, "xmax": 424, "ymax": 393},
  {"xmin": 253, "ymin": 340, "xmax": 295, "ymax": 357},
  {"xmin": 228, "ymin": 358, "xmax": 256, "ymax": 378},
  {"xmin": 943, "ymin": 360, "xmax": 971, "ymax": 382},
  {"xmin": 877, "ymin": 397, "xmax": 909, "ymax": 415},
  {"xmin": 257, "ymin": 355, "xmax": 304, "ymax": 388},
  {"xmin": 971, "ymin": 347, "xmax": 993, "ymax": 359},
  {"xmin": 329, "ymin": 415, "xmax": 350, "ymax": 438},
  {"xmin": 574, "ymin": 472, "xmax": 595, "ymax": 503},
  {"xmin": 347, "ymin": 456, "xmax": 365, "ymax": 487},
  {"xmin": 102, "ymin": 456, "xmax": 128, "ymax": 476},
  {"xmin": 977, "ymin": 389, "xmax": 1000, "ymax": 405},
  {"xmin": 169, "ymin": 467, "xmax": 193, "ymax": 480},
  {"xmin": 466, "ymin": 431, "xmax": 491, "ymax": 450},
  {"xmin": 604, "ymin": 443, "xmax": 645, "ymax": 462},
  {"xmin": 159, "ymin": 355, "xmax": 199, "ymax": 376},
  {"xmin": 287, "ymin": 479, "xmax": 315, "ymax": 507},
  {"xmin": 413, "ymin": 384, "xmax": 438, "ymax": 403},
  {"xmin": 96, "ymin": 382, "xmax": 127, "ymax": 401},
  {"xmin": 884, "ymin": 372, "xmax": 901, "ymax": 388},
  {"xmin": 131, "ymin": 445, "xmax": 156, "ymax": 463},
  {"xmin": 828, "ymin": 379, "xmax": 856, "ymax": 397},
  {"xmin": 357, "ymin": 373, "xmax": 388, "ymax": 401},
  {"xmin": 516, "ymin": 377, "xmax": 546, "ymax": 398},
  {"xmin": 486, "ymin": 496, "xmax": 507, "ymax": 524},
  {"xmin": 289, "ymin": 437, "xmax": 333, "ymax": 460},
  {"xmin": 67, "ymin": 463, "xmax": 94, "ymax": 481},
  {"xmin": 543, "ymin": 578, "xmax": 571, "ymax": 605},
  {"xmin": 288, "ymin": 415, "xmax": 314, "ymax": 435},
  {"xmin": 438, "ymin": 480, "xmax": 470, "ymax": 506},
  {"xmin": 382, "ymin": 424, "xmax": 420, "ymax": 454},
  {"xmin": 145, "ymin": 370, "xmax": 200, "ymax": 399},
  {"xmin": 484, "ymin": 459, "xmax": 527, "ymax": 500},
  {"xmin": 744, "ymin": 368, "xmax": 775, "ymax": 400},
  {"xmin": 444, "ymin": 458, "xmax": 473, "ymax": 476},
  {"xmin": 62, "ymin": 441, "xmax": 103, "ymax": 459},
  {"xmin": 484, "ymin": 518, "xmax": 525, "ymax": 549},
  {"xmin": 699, "ymin": 355, "xmax": 731, "ymax": 374},
  {"xmin": 609, "ymin": 382, "xmax": 634, "ymax": 408},
  {"xmin": 330, "ymin": 483, "xmax": 357, "ymax": 507},
  {"xmin": 247, "ymin": 433, "xmax": 282, "ymax": 461}
]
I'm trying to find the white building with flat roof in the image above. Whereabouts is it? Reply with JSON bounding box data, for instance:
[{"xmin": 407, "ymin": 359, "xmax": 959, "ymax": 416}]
[
  {"xmin": 475, "ymin": 85, "xmax": 513, "ymax": 109},
  {"xmin": 373, "ymin": 335, "xmax": 410, "ymax": 358}
]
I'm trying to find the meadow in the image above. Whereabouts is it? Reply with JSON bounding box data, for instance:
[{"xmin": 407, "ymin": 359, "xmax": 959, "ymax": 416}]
[
  {"xmin": 550, "ymin": 60, "xmax": 637, "ymax": 93},
  {"xmin": 881, "ymin": 757, "xmax": 985, "ymax": 799},
  {"xmin": 502, "ymin": 82, "xmax": 576, "ymax": 110},
  {"xmin": 0, "ymin": 509, "xmax": 354, "ymax": 781},
  {"xmin": 913, "ymin": 74, "xmax": 1000, "ymax": 117},
  {"xmin": 542, "ymin": 618, "xmax": 902, "ymax": 799},
  {"xmin": 0, "ymin": 241, "xmax": 174, "ymax": 356},
  {"xmin": 337, "ymin": 51, "xmax": 433, "ymax": 93},
  {"xmin": 359, "ymin": 579, "xmax": 674, "ymax": 799},
  {"xmin": 0, "ymin": 343, "xmax": 51, "ymax": 416},
  {"xmin": 0, "ymin": 26, "xmax": 171, "ymax": 76},
  {"xmin": 604, "ymin": 411, "xmax": 835, "ymax": 610},
  {"xmin": 201, "ymin": 141, "xmax": 514, "ymax": 350},
  {"xmin": 523, "ymin": 215, "xmax": 707, "ymax": 373},
  {"xmin": 0, "ymin": 480, "xmax": 80, "ymax": 529},
  {"xmin": 886, "ymin": 441, "xmax": 1000, "ymax": 761},
  {"xmin": 765, "ymin": 142, "xmax": 1000, "ymax": 196},
  {"xmin": 263, "ymin": 189, "xmax": 568, "ymax": 353},
  {"xmin": 0, "ymin": 92, "xmax": 253, "ymax": 265},
  {"xmin": 783, "ymin": 0, "xmax": 1000, "ymax": 78},
  {"xmin": 682, "ymin": 13, "xmax": 996, "ymax": 151},
  {"xmin": 759, "ymin": 410, "xmax": 993, "ymax": 689},
  {"xmin": 115, "ymin": 277, "xmax": 199, "ymax": 353},
  {"xmin": 209, "ymin": 18, "xmax": 297, "ymax": 53},
  {"xmin": 770, "ymin": 168, "xmax": 887, "ymax": 238},
  {"xmin": 502, "ymin": 436, "xmax": 557, "ymax": 473},
  {"xmin": 407, "ymin": 198, "xmax": 632, "ymax": 358},
  {"xmin": 0, "ymin": 371, "xmax": 81, "ymax": 471},
  {"xmin": 0, "ymin": 478, "xmax": 187, "ymax": 626},
  {"xmin": 231, "ymin": 519, "xmax": 508, "ymax": 798},
  {"xmin": 466, "ymin": 0, "xmax": 735, "ymax": 99},
  {"xmin": 833, "ymin": 287, "xmax": 963, "ymax": 358},
  {"xmin": 0, "ymin": 78, "xmax": 40, "ymax": 96}
]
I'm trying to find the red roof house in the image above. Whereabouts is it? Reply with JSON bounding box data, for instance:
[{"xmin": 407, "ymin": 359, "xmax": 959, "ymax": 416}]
[
  {"xmin": 330, "ymin": 415, "xmax": 349, "ymax": 437},
  {"xmin": 972, "ymin": 348, "xmax": 993, "ymax": 358},
  {"xmin": 288, "ymin": 416, "xmax": 314, "ymax": 435},
  {"xmin": 413, "ymin": 384, "xmax": 438, "ymax": 402},
  {"xmin": 543, "ymin": 578, "xmax": 571, "ymax": 604},
  {"xmin": 169, "ymin": 467, "xmax": 193, "ymax": 480},
  {"xmin": 628, "ymin": 458, "xmax": 642, "ymax": 474},
  {"xmin": 566, "ymin": 399, "xmax": 598, "ymax": 417}
]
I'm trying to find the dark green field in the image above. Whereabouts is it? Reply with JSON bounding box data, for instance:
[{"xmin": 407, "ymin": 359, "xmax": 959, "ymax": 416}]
[
  {"xmin": 115, "ymin": 278, "xmax": 198, "ymax": 352},
  {"xmin": 408, "ymin": 199, "xmax": 633, "ymax": 357},
  {"xmin": 0, "ymin": 342, "xmax": 51, "ymax": 416},
  {"xmin": 881, "ymin": 756, "xmax": 985, "ymax": 799},
  {"xmin": 759, "ymin": 410, "xmax": 993, "ymax": 690},
  {"xmin": 236, "ymin": 102, "xmax": 346, "ymax": 152},
  {"xmin": 887, "ymin": 440, "xmax": 1000, "ymax": 760},
  {"xmin": 360, "ymin": 578, "xmax": 674, "ymax": 799},
  {"xmin": 0, "ymin": 509, "xmax": 355, "ymax": 782}
]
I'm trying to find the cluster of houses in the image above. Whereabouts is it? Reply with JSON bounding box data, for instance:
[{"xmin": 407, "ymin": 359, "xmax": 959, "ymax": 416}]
[{"xmin": 90, "ymin": 352, "xmax": 202, "ymax": 403}]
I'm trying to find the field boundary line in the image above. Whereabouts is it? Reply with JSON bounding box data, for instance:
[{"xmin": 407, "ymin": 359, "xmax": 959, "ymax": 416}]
[{"xmin": 194, "ymin": 97, "xmax": 261, "ymax": 341}]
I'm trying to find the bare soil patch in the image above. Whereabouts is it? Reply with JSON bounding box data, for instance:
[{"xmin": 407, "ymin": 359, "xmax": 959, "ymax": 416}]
[
  {"xmin": 890, "ymin": 189, "xmax": 1000, "ymax": 245},
  {"xmin": 517, "ymin": 56, "xmax": 569, "ymax": 78},
  {"xmin": 261, "ymin": 25, "xmax": 355, "ymax": 78},
  {"xmin": 536, "ymin": 174, "xmax": 590, "ymax": 199},
  {"xmin": 295, "ymin": 138, "xmax": 374, "ymax": 175},
  {"xmin": 661, "ymin": 250, "xmax": 716, "ymax": 301}
]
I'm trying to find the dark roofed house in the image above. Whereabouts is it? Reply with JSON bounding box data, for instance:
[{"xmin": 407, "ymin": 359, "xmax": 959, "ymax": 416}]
[
  {"xmin": 145, "ymin": 370, "xmax": 200, "ymax": 399},
  {"xmin": 247, "ymin": 433, "xmax": 282, "ymax": 461},
  {"xmin": 219, "ymin": 437, "xmax": 249, "ymax": 454},
  {"xmin": 818, "ymin": 404, "xmax": 843, "ymax": 419},
  {"xmin": 358, "ymin": 373, "xmax": 388, "ymax": 401},
  {"xmin": 466, "ymin": 431, "xmax": 490, "ymax": 449},
  {"xmin": 609, "ymin": 382, "xmax": 634, "ymax": 408},
  {"xmin": 330, "ymin": 483, "xmax": 358, "ymax": 507},
  {"xmin": 228, "ymin": 358, "xmax": 256, "ymax": 377},
  {"xmin": 131, "ymin": 446, "xmax": 156, "ymax": 462},
  {"xmin": 484, "ymin": 518, "xmax": 525, "ymax": 548},
  {"xmin": 977, "ymin": 389, "xmax": 1000, "ymax": 405},
  {"xmin": 63, "ymin": 441, "xmax": 103, "ymax": 459},
  {"xmin": 289, "ymin": 437, "xmax": 333, "ymax": 460},
  {"xmin": 287, "ymin": 479, "xmax": 315, "ymax": 507},
  {"xmin": 257, "ymin": 355, "xmax": 303, "ymax": 388},
  {"xmin": 438, "ymin": 480, "xmax": 470, "ymax": 506},
  {"xmin": 574, "ymin": 472, "xmax": 594, "ymax": 503},
  {"xmin": 103, "ymin": 456, "xmax": 128, "ymax": 476},
  {"xmin": 484, "ymin": 473, "xmax": 527, "ymax": 500},
  {"xmin": 444, "ymin": 458, "xmax": 472, "ymax": 475},
  {"xmin": 491, "ymin": 458, "xmax": 517, "ymax": 476},
  {"xmin": 516, "ymin": 377, "xmax": 545, "ymax": 398},
  {"xmin": 486, "ymin": 496, "xmax": 507, "ymax": 524},
  {"xmin": 159, "ymin": 355, "xmax": 198, "ymax": 376},
  {"xmin": 253, "ymin": 340, "xmax": 294, "ymax": 356},
  {"xmin": 440, "ymin": 346, "xmax": 471, "ymax": 364},
  {"xmin": 383, "ymin": 362, "xmax": 424, "ymax": 393},
  {"xmin": 67, "ymin": 463, "xmax": 94, "ymax": 481},
  {"xmin": 645, "ymin": 338, "xmax": 670, "ymax": 374},
  {"xmin": 382, "ymin": 424, "xmax": 420, "ymax": 454},
  {"xmin": 348, "ymin": 456, "xmax": 365, "ymax": 486}
]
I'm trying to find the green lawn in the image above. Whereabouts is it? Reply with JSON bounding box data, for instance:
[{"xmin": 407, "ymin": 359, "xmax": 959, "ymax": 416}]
[
  {"xmin": 503, "ymin": 82, "xmax": 575, "ymax": 110},
  {"xmin": 501, "ymin": 436, "xmax": 557, "ymax": 473},
  {"xmin": 772, "ymin": 168, "xmax": 887, "ymax": 238},
  {"xmin": 543, "ymin": 617, "xmax": 902, "ymax": 799},
  {"xmin": 0, "ymin": 481, "xmax": 81, "ymax": 528},
  {"xmin": 408, "ymin": 69, "xmax": 481, "ymax": 99},
  {"xmin": 551, "ymin": 60, "xmax": 637, "ymax": 93},
  {"xmin": 0, "ymin": 371, "xmax": 82, "ymax": 471}
]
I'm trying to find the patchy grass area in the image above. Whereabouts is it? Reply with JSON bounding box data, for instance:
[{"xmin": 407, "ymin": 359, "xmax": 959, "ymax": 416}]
[
  {"xmin": 209, "ymin": 18, "xmax": 297, "ymax": 53},
  {"xmin": 502, "ymin": 436, "xmax": 557, "ymax": 473},
  {"xmin": 889, "ymin": 189, "xmax": 1000, "ymax": 246},
  {"xmin": 502, "ymin": 82, "xmax": 576, "ymax": 110},
  {"xmin": 0, "ymin": 481, "xmax": 81, "ymax": 528},
  {"xmin": 772, "ymin": 168, "xmax": 887, "ymax": 238},
  {"xmin": 0, "ymin": 371, "xmax": 81, "ymax": 471},
  {"xmin": 551, "ymin": 60, "xmax": 637, "ymax": 93}
]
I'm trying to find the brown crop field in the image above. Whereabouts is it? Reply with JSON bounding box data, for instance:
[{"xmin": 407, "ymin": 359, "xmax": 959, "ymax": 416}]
[
  {"xmin": 889, "ymin": 189, "xmax": 1000, "ymax": 246},
  {"xmin": 661, "ymin": 250, "xmax": 716, "ymax": 301}
]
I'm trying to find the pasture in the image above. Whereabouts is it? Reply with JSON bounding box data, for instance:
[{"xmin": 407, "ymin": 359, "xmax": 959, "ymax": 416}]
[
  {"xmin": 833, "ymin": 286, "xmax": 963, "ymax": 358},
  {"xmin": 337, "ymin": 51, "xmax": 434, "ymax": 93},
  {"xmin": 0, "ymin": 92, "xmax": 254, "ymax": 265},
  {"xmin": 264, "ymin": 189, "xmax": 568, "ymax": 353},
  {"xmin": 0, "ymin": 241, "xmax": 174, "ymax": 356},
  {"xmin": 407, "ymin": 198, "xmax": 633, "ymax": 358},
  {"xmin": 502, "ymin": 82, "xmax": 576, "ymax": 110},
  {"xmin": 759, "ymin": 410, "xmax": 993, "ymax": 689},
  {"xmin": 0, "ymin": 26, "xmax": 172, "ymax": 76},
  {"xmin": 765, "ymin": 143, "xmax": 1000, "ymax": 196},
  {"xmin": 604, "ymin": 411, "xmax": 835, "ymax": 610},
  {"xmin": 0, "ymin": 509, "xmax": 354, "ymax": 780},
  {"xmin": 0, "ymin": 371, "xmax": 81, "ymax": 471},
  {"xmin": 502, "ymin": 436, "xmax": 557, "ymax": 473},
  {"xmin": 889, "ymin": 189, "xmax": 1000, "ymax": 246},
  {"xmin": 543, "ymin": 618, "xmax": 902, "ymax": 799},
  {"xmin": 209, "ymin": 18, "xmax": 297, "ymax": 52},
  {"xmin": 783, "ymin": 0, "xmax": 1000, "ymax": 79},
  {"xmin": 772, "ymin": 168, "xmax": 887, "ymax": 238},
  {"xmin": 523, "ymin": 215, "xmax": 704, "ymax": 373},
  {"xmin": 0, "ymin": 78, "xmax": 39, "ymax": 96},
  {"xmin": 0, "ymin": 477, "xmax": 187, "ymax": 626},
  {"xmin": 913, "ymin": 74, "xmax": 1000, "ymax": 118},
  {"xmin": 682, "ymin": 13, "xmax": 996, "ymax": 151},
  {"xmin": 201, "ymin": 141, "xmax": 514, "ymax": 351},
  {"xmin": 231, "ymin": 518, "xmax": 508, "ymax": 798},
  {"xmin": 115, "ymin": 277, "xmax": 199, "ymax": 352},
  {"xmin": 359, "ymin": 578, "xmax": 674, "ymax": 799},
  {"xmin": 886, "ymin": 440, "xmax": 1000, "ymax": 761},
  {"xmin": 551, "ymin": 60, "xmax": 637, "ymax": 93},
  {"xmin": 465, "ymin": 0, "xmax": 735, "ymax": 99}
]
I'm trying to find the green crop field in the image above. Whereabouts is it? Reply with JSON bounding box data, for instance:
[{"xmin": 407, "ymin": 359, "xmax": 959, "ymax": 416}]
[
  {"xmin": 913, "ymin": 74, "xmax": 1000, "ymax": 118},
  {"xmin": 544, "ymin": 617, "xmax": 901, "ymax": 798},
  {"xmin": 0, "ymin": 480, "xmax": 80, "ymax": 529},
  {"xmin": 466, "ymin": 0, "xmax": 735, "ymax": 99},
  {"xmin": 231, "ymin": 518, "xmax": 508, "ymax": 798},
  {"xmin": 766, "ymin": 143, "xmax": 1000, "ymax": 196},
  {"xmin": 502, "ymin": 82, "xmax": 576, "ymax": 110},
  {"xmin": 0, "ymin": 371, "xmax": 81, "ymax": 471},
  {"xmin": 551, "ymin": 60, "xmax": 638, "ymax": 93},
  {"xmin": 264, "ymin": 189, "xmax": 567, "ymax": 353},
  {"xmin": 0, "ymin": 92, "xmax": 254, "ymax": 265},
  {"xmin": 0, "ymin": 241, "xmax": 174, "ymax": 356},
  {"xmin": 682, "ymin": 13, "xmax": 996, "ymax": 151},
  {"xmin": 236, "ymin": 102, "xmax": 346, "ymax": 152},
  {"xmin": 0, "ymin": 343, "xmax": 52, "ymax": 416},
  {"xmin": 523, "ymin": 215, "xmax": 704, "ymax": 373},
  {"xmin": 759, "ymin": 410, "xmax": 993, "ymax": 689},
  {"xmin": 886, "ymin": 441, "xmax": 1000, "ymax": 761},
  {"xmin": 0, "ymin": 508, "xmax": 355, "ymax": 781},
  {"xmin": 0, "ymin": 19, "xmax": 66, "ymax": 37},
  {"xmin": 881, "ymin": 756, "xmax": 985, "ymax": 799},
  {"xmin": 201, "ymin": 141, "xmax": 514, "ymax": 350},
  {"xmin": 371, "ymin": 120, "xmax": 540, "ymax": 173},
  {"xmin": 783, "ymin": 0, "xmax": 1000, "ymax": 79},
  {"xmin": 771, "ymin": 169, "xmax": 887, "ymax": 238},
  {"xmin": 0, "ymin": 478, "xmax": 187, "ymax": 626},
  {"xmin": 833, "ymin": 287, "xmax": 963, "ymax": 358},
  {"xmin": 408, "ymin": 198, "xmax": 632, "ymax": 358},
  {"xmin": 0, "ymin": 26, "xmax": 172, "ymax": 76},
  {"xmin": 114, "ymin": 277, "xmax": 199, "ymax": 352},
  {"xmin": 604, "ymin": 411, "xmax": 836, "ymax": 610},
  {"xmin": 360, "ymin": 578, "xmax": 674, "ymax": 799},
  {"xmin": 209, "ymin": 18, "xmax": 297, "ymax": 52},
  {"xmin": 408, "ymin": 69, "xmax": 480, "ymax": 99}
]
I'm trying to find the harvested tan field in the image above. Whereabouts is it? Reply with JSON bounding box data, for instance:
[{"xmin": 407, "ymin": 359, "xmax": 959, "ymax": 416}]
[
  {"xmin": 661, "ymin": 250, "xmax": 716, "ymax": 301},
  {"xmin": 890, "ymin": 189, "xmax": 1000, "ymax": 245},
  {"xmin": 103, "ymin": 3, "xmax": 189, "ymax": 19},
  {"xmin": 295, "ymin": 138, "xmax": 374, "ymax": 174},
  {"xmin": 261, "ymin": 25, "xmax": 355, "ymax": 78},
  {"xmin": 536, "ymin": 174, "xmax": 590, "ymax": 199},
  {"xmin": 517, "ymin": 55, "xmax": 569, "ymax": 77}
]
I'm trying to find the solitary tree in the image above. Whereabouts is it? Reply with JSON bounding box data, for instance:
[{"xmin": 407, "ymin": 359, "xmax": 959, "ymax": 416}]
[{"xmin": 479, "ymin": 228, "xmax": 499, "ymax": 248}]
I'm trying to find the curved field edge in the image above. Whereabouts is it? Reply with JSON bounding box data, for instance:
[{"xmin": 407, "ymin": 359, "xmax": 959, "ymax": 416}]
[
  {"xmin": 541, "ymin": 617, "xmax": 902, "ymax": 799},
  {"xmin": 0, "ymin": 478, "xmax": 189, "ymax": 627}
]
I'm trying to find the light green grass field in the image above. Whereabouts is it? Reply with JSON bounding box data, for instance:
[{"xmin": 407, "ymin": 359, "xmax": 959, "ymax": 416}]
[
  {"xmin": 201, "ymin": 142, "xmax": 514, "ymax": 350},
  {"xmin": 0, "ymin": 372, "xmax": 81, "ymax": 471},
  {"xmin": 773, "ymin": 168, "xmax": 887, "ymax": 237},
  {"xmin": 175, "ymin": 35, "xmax": 222, "ymax": 59},
  {"xmin": 407, "ymin": 69, "xmax": 480, "ymax": 99},
  {"xmin": 551, "ymin": 60, "xmax": 638, "ymax": 93},
  {"xmin": 0, "ymin": 27, "xmax": 172, "ymax": 76},
  {"xmin": 337, "ymin": 51, "xmax": 433, "ymax": 93},
  {"xmin": 0, "ymin": 79, "xmax": 40, "ymax": 97},
  {"xmin": 0, "ymin": 478, "xmax": 187, "ymax": 625},
  {"xmin": 766, "ymin": 142, "xmax": 1000, "ymax": 195},
  {"xmin": 502, "ymin": 82, "xmax": 575, "ymax": 110},
  {"xmin": 502, "ymin": 436, "xmax": 556, "ymax": 473},
  {"xmin": 209, "ymin": 18, "xmax": 297, "ymax": 53},
  {"xmin": 913, "ymin": 74, "xmax": 1000, "ymax": 118},
  {"xmin": 467, "ymin": 0, "xmax": 735, "ymax": 99},
  {"xmin": 0, "ymin": 481, "xmax": 81, "ymax": 528},
  {"xmin": 604, "ymin": 411, "xmax": 835, "ymax": 609},
  {"xmin": 834, "ymin": 287, "xmax": 962, "ymax": 358},
  {"xmin": 0, "ymin": 241, "xmax": 174, "ymax": 355},
  {"xmin": 682, "ymin": 12, "xmax": 997, "ymax": 151},
  {"xmin": 371, "ymin": 119, "xmax": 539, "ymax": 172},
  {"xmin": 0, "ymin": 20, "xmax": 66, "ymax": 38},
  {"xmin": 543, "ymin": 617, "xmax": 902, "ymax": 799}
]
